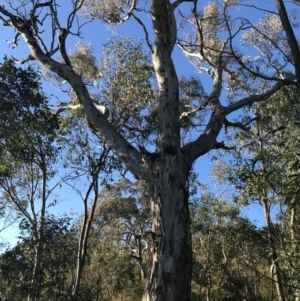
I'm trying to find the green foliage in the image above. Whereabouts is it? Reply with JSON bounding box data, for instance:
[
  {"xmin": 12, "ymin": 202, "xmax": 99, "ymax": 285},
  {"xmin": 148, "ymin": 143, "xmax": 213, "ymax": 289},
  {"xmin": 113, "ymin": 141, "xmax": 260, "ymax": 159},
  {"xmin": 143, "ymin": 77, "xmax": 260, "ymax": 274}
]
[
  {"xmin": 98, "ymin": 178, "xmax": 151, "ymax": 222},
  {"xmin": 0, "ymin": 57, "xmax": 61, "ymax": 222},
  {"xmin": 0, "ymin": 216, "xmax": 76, "ymax": 301},
  {"xmin": 63, "ymin": 179, "xmax": 152, "ymax": 301},
  {"xmin": 98, "ymin": 37, "xmax": 156, "ymax": 143},
  {"xmin": 0, "ymin": 58, "xmax": 59, "ymax": 164},
  {"xmin": 229, "ymin": 87, "xmax": 300, "ymax": 207},
  {"xmin": 81, "ymin": 0, "xmax": 132, "ymax": 23}
]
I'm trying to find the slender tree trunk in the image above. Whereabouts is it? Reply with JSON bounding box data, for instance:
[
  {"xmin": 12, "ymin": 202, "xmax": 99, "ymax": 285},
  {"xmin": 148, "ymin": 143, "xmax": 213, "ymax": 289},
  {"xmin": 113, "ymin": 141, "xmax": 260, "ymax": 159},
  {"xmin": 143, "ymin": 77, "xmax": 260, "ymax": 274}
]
[
  {"xmin": 135, "ymin": 234, "xmax": 145, "ymax": 281},
  {"xmin": 28, "ymin": 164, "xmax": 47, "ymax": 301},
  {"xmin": 206, "ymin": 234, "xmax": 212, "ymax": 301},
  {"xmin": 290, "ymin": 203, "xmax": 296, "ymax": 243},
  {"xmin": 72, "ymin": 180, "xmax": 99, "ymax": 300},
  {"xmin": 262, "ymin": 199, "xmax": 285, "ymax": 301},
  {"xmin": 28, "ymin": 241, "xmax": 43, "ymax": 301}
]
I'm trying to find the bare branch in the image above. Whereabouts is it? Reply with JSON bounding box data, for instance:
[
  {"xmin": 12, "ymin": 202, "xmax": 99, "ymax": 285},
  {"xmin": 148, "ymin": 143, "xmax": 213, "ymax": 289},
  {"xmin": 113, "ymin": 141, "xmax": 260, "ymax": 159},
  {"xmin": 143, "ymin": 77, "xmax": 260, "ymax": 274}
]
[
  {"xmin": 118, "ymin": 0, "xmax": 137, "ymax": 23},
  {"xmin": 58, "ymin": 28, "xmax": 72, "ymax": 67},
  {"xmin": 237, "ymin": 4, "xmax": 279, "ymax": 15},
  {"xmin": 179, "ymin": 101, "xmax": 208, "ymax": 121},
  {"xmin": 0, "ymin": 14, "xmax": 7, "ymax": 23},
  {"xmin": 182, "ymin": 108, "xmax": 226, "ymax": 168},
  {"xmin": 192, "ymin": 10, "xmax": 204, "ymax": 60},
  {"xmin": 11, "ymin": 54, "xmax": 34, "ymax": 64},
  {"xmin": 172, "ymin": 0, "xmax": 196, "ymax": 10},
  {"xmin": 49, "ymin": 1, "xmax": 61, "ymax": 30},
  {"xmin": 224, "ymin": 12, "xmax": 287, "ymax": 82},
  {"xmin": 132, "ymin": 13, "xmax": 153, "ymax": 53},
  {"xmin": 4, "ymin": 31, "xmax": 21, "ymax": 49},
  {"xmin": 236, "ymin": 17, "xmax": 292, "ymax": 69},
  {"xmin": 68, "ymin": 0, "xmax": 85, "ymax": 29}
]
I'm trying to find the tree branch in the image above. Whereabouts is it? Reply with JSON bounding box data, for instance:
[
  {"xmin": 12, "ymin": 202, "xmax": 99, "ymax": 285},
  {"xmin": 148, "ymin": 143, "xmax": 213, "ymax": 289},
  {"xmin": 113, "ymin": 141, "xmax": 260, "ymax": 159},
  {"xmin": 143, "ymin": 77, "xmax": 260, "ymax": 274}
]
[
  {"xmin": 11, "ymin": 54, "xmax": 34, "ymax": 64},
  {"xmin": 214, "ymin": 141, "xmax": 235, "ymax": 151},
  {"xmin": 179, "ymin": 102, "xmax": 208, "ymax": 121},
  {"xmin": 182, "ymin": 76, "xmax": 295, "ymax": 168},
  {"xmin": 0, "ymin": 6, "xmax": 146, "ymax": 179},
  {"xmin": 132, "ymin": 13, "xmax": 153, "ymax": 53},
  {"xmin": 224, "ymin": 118, "xmax": 252, "ymax": 133},
  {"xmin": 224, "ymin": 13, "xmax": 287, "ymax": 82},
  {"xmin": 172, "ymin": 0, "xmax": 196, "ymax": 10},
  {"xmin": 224, "ymin": 77, "xmax": 296, "ymax": 115},
  {"xmin": 56, "ymin": 102, "xmax": 109, "ymax": 119},
  {"xmin": 182, "ymin": 111, "xmax": 225, "ymax": 169},
  {"xmin": 151, "ymin": 0, "xmax": 180, "ymax": 153},
  {"xmin": 275, "ymin": 0, "xmax": 300, "ymax": 84},
  {"xmin": 58, "ymin": 28, "xmax": 72, "ymax": 67}
]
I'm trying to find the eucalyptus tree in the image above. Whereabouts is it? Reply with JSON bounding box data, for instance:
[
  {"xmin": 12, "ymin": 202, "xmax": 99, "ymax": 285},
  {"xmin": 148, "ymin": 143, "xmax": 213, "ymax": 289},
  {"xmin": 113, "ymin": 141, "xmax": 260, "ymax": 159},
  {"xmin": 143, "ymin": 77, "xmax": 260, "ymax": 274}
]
[{"xmin": 0, "ymin": 0, "xmax": 299, "ymax": 300}]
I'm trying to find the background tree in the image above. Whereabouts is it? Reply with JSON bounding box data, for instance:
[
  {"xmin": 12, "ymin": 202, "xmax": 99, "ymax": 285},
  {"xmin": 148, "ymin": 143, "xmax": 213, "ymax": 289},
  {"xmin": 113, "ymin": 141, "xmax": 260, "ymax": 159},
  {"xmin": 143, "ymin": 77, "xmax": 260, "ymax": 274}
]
[
  {"xmin": 220, "ymin": 87, "xmax": 300, "ymax": 300},
  {"xmin": 0, "ymin": 58, "xmax": 61, "ymax": 301},
  {"xmin": 0, "ymin": 215, "xmax": 77, "ymax": 301},
  {"xmin": 190, "ymin": 192, "xmax": 269, "ymax": 301}
]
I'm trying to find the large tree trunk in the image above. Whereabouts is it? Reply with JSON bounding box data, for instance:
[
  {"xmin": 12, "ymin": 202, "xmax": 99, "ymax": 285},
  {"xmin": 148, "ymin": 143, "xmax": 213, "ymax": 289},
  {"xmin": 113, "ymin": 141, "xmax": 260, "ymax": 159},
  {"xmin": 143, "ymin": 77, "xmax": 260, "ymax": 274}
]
[
  {"xmin": 140, "ymin": 0, "xmax": 193, "ymax": 297},
  {"xmin": 142, "ymin": 156, "xmax": 192, "ymax": 301},
  {"xmin": 140, "ymin": 1, "xmax": 194, "ymax": 299}
]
